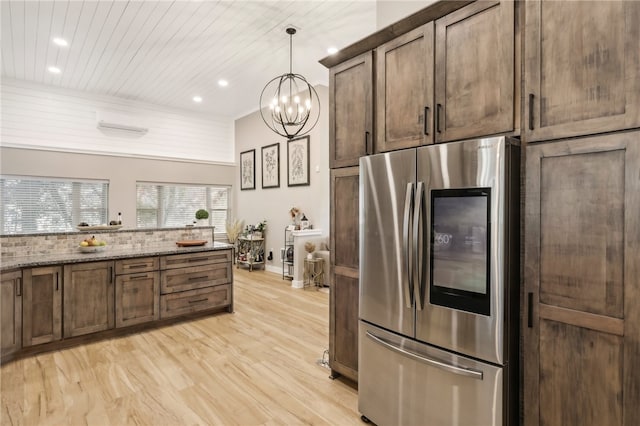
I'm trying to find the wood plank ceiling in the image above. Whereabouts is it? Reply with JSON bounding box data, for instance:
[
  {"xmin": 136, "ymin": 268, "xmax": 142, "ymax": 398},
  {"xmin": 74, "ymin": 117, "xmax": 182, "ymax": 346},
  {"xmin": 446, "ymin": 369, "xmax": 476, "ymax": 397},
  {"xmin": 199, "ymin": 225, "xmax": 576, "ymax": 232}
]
[{"xmin": 1, "ymin": 0, "xmax": 377, "ymax": 119}]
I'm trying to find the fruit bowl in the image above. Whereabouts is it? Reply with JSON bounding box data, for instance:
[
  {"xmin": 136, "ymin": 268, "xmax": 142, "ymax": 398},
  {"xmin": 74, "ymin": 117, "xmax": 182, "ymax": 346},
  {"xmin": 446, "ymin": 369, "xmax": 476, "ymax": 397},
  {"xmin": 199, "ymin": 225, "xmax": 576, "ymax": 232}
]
[{"xmin": 78, "ymin": 245, "xmax": 107, "ymax": 253}]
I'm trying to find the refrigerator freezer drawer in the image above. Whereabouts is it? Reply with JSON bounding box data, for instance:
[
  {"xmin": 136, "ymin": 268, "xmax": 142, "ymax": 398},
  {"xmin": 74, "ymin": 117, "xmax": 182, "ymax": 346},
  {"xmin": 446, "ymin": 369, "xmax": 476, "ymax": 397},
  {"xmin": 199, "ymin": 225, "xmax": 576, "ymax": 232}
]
[{"xmin": 359, "ymin": 321, "xmax": 504, "ymax": 426}]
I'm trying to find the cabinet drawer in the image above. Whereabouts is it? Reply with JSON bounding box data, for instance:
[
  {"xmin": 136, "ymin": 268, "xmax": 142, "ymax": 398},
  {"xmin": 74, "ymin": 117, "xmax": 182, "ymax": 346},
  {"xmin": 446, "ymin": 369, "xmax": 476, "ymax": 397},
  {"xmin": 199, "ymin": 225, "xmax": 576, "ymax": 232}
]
[
  {"xmin": 160, "ymin": 250, "xmax": 232, "ymax": 270},
  {"xmin": 160, "ymin": 285, "xmax": 231, "ymax": 319},
  {"xmin": 161, "ymin": 263, "xmax": 231, "ymax": 294},
  {"xmin": 115, "ymin": 257, "xmax": 159, "ymax": 275}
]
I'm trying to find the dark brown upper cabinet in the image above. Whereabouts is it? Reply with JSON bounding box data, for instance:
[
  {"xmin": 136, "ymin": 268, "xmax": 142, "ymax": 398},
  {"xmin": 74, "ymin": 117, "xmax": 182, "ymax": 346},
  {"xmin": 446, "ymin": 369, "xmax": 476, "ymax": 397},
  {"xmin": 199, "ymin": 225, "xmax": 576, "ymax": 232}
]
[
  {"xmin": 376, "ymin": 23, "xmax": 435, "ymax": 152},
  {"xmin": 435, "ymin": 0, "xmax": 515, "ymax": 143},
  {"xmin": 524, "ymin": 0, "xmax": 640, "ymax": 143},
  {"xmin": 329, "ymin": 52, "xmax": 373, "ymax": 169}
]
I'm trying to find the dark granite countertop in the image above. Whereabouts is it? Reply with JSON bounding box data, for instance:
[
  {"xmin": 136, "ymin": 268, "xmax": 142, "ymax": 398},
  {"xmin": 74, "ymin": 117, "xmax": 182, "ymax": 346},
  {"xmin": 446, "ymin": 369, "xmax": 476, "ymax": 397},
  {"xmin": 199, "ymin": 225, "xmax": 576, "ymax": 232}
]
[{"xmin": 1, "ymin": 241, "xmax": 233, "ymax": 271}]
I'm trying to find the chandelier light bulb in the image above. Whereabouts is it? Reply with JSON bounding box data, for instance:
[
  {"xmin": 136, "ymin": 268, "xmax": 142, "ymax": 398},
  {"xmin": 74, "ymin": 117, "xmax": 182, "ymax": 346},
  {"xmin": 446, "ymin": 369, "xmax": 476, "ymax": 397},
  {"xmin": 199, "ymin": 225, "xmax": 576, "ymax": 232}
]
[
  {"xmin": 281, "ymin": 95, "xmax": 288, "ymax": 104},
  {"xmin": 275, "ymin": 106, "xmax": 281, "ymax": 113},
  {"xmin": 294, "ymin": 96, "xmax": 300, "ymax": 104}
]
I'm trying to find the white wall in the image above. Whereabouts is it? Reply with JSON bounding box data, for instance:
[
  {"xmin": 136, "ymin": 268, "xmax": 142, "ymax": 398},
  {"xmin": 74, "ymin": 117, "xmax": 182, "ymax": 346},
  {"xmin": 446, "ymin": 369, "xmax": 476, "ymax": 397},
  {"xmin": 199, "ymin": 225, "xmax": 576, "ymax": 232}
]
[
  {"xmin": 234, "ymin": 85, "xmax": 329, "ymax": 273},
  {"xmin": 376, "ymin": 0, "xmax": 437, "ymax": 29},
  {"xmin": 1, "ymin": 78, "xmax": 234, "ymax": 164},
  {"xmin": 0, "ymin": 147, "xmax": 236, "ymax": 228}
]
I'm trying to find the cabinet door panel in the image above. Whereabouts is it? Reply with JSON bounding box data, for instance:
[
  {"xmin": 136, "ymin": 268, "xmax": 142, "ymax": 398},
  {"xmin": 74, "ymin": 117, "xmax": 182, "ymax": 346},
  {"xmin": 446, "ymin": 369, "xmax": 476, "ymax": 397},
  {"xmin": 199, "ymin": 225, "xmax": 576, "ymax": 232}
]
[
  {"xmin": 331, "ymin": 274, "xmax": 359, "ymax": 379},
  {"xmin": 524, "ymin": 1, "xmax": 640, "ymax": 141},
  {"xmin": 330, "ymin": 166, "xmax": 360, "ymax": 382},
  {"xmin": 524, "ymin": 131, "xmax": 640, "ymax": 426},
  {"xmin": 435, "ymin": 0, "xmax": 514, "ymax": 142},
  {"xmin": 539, "ymin": 320, "xmax": 623, "ymax": 426},
  {"xmin": 376, "ymin": 23, "xmax": 434, "ymax": 152},
  {"xmin": 115, "ymin": 271, "xmax": 159, "ymax": 328},
  {"xmin": 1, "ymin": 270, "xmax": 22, "ymax": 356},
  {"xmin": 331, "ymin": 168, "xmax": 359, "ymax": 271},
  {"xmin": 330, "ymin": 52, "xmax": 373, "ymax": 168},
  {"xmin": 22, "ymin": 266, "xmax": 62, "ymax": 346},
  {"xmin": 63, "ymin": 261, "xmax": 115, "ymax": 338}
]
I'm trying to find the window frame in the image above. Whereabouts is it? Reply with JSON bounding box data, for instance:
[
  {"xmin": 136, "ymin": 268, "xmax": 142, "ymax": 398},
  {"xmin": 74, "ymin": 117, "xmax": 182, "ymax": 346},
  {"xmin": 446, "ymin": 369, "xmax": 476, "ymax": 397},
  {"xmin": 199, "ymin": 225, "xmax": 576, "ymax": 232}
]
[{"xmin": 0, "ymin": 175, "xmax": 109, "ymax": 235}]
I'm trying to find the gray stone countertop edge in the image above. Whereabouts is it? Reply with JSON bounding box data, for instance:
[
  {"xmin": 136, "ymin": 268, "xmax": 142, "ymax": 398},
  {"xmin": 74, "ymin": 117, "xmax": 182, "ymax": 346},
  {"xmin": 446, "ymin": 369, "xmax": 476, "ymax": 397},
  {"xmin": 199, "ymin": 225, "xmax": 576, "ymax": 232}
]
[{"xmin": 1, "ymin": 241, "xmax": 233, "ymax": 271}]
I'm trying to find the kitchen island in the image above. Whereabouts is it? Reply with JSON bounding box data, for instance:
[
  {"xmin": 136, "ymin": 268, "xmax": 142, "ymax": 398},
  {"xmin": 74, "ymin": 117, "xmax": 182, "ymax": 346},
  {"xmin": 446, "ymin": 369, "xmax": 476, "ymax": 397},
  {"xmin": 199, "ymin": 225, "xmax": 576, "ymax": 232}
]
[{"xmin": 1, "ymin": 238, "xmax": 234, "ymax": 362}]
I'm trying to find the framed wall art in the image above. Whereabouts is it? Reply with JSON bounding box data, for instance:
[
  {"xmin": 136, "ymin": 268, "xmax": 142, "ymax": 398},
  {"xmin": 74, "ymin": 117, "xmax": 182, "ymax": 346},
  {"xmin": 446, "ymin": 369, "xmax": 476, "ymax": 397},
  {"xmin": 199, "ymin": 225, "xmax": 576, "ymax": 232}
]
[
  {"xmin": 261, "ymin": 143, "xmax": 280, "ymax": 189},
  {"xmin": 287, "ymin": 136, "xmax": 310, "ymax": 187},
  {"xmin": 240, "ymin": 149, "xmax": 255, "ymax": 190}
]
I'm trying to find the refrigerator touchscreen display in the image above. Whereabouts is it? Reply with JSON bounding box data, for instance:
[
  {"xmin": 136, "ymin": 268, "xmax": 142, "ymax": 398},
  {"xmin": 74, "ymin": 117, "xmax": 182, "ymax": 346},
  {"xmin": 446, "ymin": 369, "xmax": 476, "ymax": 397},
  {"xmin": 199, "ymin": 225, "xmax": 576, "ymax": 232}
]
[{"xmin": 430, "ymin": 188, "xmax": 491, "ymax": 315}]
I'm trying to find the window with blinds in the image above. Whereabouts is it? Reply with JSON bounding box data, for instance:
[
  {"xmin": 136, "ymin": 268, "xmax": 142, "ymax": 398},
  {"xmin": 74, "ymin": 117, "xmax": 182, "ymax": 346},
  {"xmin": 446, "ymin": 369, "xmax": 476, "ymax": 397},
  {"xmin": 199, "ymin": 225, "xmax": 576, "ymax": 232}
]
[
  {"xmin": 136, "ymin": 182, "xmax": 230, "ymax": 235},
  {"xmin": 1, "ymin": 176, "xmax": 109, "ymax": 234}
]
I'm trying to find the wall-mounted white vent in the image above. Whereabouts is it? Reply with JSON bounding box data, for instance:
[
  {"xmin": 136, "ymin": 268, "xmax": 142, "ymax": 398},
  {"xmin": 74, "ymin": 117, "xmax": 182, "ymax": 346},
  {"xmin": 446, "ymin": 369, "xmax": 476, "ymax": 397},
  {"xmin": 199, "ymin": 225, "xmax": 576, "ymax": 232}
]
[{"xmin": 96, "ymin": 110, "xmax": 149, "ymax": 134}]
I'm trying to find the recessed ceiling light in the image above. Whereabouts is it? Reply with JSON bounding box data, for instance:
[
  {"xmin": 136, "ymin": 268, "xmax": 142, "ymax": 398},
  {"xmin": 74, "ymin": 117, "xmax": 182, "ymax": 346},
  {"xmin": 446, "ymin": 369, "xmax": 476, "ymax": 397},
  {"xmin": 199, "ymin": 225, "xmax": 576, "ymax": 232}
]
[
  {"xmin": 218, "ymin": 79, "xmax": 228, "ymax": 87},
  {"xmin": 193, "ymin": 96, "xmax": 203, "ymax": 103},
  {"xmin": 53, "ymin": 37, "xmax": 68, "ymax": 47},
  {"xmin": 327, "ymin": 47, "xmax": 338, "ymax": 55},
  {"xmin": 48, "ymin": 66, "xmax": 61, "ymax": 74}
]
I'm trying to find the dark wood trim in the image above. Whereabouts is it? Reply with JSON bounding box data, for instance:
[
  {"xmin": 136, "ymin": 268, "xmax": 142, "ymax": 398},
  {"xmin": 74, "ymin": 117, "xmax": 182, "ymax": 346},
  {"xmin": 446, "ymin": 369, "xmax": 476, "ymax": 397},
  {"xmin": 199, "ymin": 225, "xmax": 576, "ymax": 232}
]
[{"xmin": 319, "ymin": 0, "xmax": 474, "ymax": 68}]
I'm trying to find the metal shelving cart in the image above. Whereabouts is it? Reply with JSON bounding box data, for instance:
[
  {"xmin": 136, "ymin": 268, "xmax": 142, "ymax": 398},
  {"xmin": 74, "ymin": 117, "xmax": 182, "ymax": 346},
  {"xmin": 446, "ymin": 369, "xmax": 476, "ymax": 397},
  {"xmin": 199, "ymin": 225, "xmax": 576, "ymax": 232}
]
[
  {"xmin": 236, "ymin": 235, "xmax": 265, "ymax": 271},
  {"xmin": 283, "ymin": 227, "xmax": 294, "ymax": 279}
]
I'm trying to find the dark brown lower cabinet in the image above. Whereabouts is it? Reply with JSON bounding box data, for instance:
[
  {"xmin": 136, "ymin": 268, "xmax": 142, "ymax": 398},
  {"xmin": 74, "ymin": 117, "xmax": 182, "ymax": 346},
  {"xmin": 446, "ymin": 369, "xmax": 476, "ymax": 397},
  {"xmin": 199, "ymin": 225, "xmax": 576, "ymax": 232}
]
[
  {"xmin": 115, "ymin": 257, "xmax": 159, "ymax": 328},
  {"xmin": 22, "ymin": 266, "xmax": 62, "ymax": 346},
  {"xmin": 524, "ymin": 130, "xmax": 640, "ymax": 425},
  {"xmin": 1, "ymin": 270, "xmax": 22, "ymax": 357},
  {"xmin": 63, "ymin": 261, "xmax": 115, "ymax": 338},
  {"xmin": 115, "ymin": 271, "xmax": 160, "ymax": 328},
  {"xmin": 330, "ymin": 166, "xmax": 360, "ymax": 382}
]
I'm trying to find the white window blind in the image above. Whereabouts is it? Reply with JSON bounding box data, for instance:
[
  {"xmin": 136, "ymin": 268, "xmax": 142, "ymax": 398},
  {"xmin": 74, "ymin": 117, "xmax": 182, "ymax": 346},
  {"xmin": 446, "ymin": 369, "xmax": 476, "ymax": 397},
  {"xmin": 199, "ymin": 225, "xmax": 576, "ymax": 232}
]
[
  {"xmin": 136, "ymin": 182, "xmax": 229, "ymax": 234},
  {"xmin": 1, "ymin": 176, "xmax": 109, "ymax": 234}
]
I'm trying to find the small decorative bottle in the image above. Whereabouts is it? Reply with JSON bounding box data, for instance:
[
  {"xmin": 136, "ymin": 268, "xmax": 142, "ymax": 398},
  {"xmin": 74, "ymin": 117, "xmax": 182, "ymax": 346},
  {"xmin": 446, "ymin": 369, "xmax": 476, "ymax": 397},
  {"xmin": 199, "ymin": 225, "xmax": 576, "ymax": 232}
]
[{"xmin": 117, "ymin": 212, "xmax": 122, "ymax": 225}]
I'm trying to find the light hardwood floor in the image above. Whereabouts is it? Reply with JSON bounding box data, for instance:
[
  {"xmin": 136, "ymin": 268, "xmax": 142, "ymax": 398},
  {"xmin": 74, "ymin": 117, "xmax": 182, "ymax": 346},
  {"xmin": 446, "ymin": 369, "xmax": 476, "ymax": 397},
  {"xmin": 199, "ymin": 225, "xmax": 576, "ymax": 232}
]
[{"xmin": 0, "ymin": 269, "xmax": 359, "ymax": 425}]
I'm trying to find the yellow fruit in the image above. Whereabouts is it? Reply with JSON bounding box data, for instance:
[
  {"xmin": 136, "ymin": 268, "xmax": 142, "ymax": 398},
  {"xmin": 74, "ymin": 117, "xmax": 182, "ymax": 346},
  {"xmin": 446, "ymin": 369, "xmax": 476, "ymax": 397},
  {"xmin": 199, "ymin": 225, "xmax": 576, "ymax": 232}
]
[{"xmin": 80, "ymin": 241, "xmax": 89, "ymax": 247}]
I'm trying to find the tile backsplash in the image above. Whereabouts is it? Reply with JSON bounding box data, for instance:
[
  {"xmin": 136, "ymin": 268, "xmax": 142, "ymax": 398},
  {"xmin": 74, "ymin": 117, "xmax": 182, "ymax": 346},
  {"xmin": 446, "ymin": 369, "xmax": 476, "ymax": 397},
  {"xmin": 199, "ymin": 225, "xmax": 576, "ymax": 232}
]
[{"xmin": 0, "ymin": 227, "xmax": 215, "ymax": 259}]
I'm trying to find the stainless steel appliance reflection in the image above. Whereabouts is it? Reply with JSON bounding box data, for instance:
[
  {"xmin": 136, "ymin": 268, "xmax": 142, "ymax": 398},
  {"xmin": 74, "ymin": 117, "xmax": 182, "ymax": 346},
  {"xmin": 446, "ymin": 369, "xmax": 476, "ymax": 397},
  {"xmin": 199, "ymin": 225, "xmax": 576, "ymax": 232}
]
[{"xmin": 358, "ymin": 136, "xmax": 520, "ymax": 426}]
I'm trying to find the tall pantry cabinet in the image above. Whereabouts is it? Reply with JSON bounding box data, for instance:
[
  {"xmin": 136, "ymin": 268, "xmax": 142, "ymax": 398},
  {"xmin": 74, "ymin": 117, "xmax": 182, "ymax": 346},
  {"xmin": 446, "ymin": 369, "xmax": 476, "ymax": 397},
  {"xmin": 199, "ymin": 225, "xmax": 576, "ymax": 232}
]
[
  {"xmin": 522, "ymin": 1, "xmax": 640, "ymax": 425},
  {"xmin": 328, "ymin": 51, "xmax": 372, "ymax": 381}
]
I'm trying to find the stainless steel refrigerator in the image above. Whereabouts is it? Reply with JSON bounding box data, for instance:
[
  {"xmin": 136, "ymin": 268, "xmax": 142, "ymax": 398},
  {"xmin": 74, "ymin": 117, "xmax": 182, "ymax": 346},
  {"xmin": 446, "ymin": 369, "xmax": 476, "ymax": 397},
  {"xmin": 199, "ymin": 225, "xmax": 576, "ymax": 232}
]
[{"xmin": 358, "ymin": 136, "xmax": 520, "ymax": 426}]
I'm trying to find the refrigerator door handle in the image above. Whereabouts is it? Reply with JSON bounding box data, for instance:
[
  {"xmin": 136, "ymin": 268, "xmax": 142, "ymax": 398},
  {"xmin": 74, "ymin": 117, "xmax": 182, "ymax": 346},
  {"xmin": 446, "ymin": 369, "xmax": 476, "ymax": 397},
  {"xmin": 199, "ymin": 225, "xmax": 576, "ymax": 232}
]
[
  {"xmin": 366, "ymin": 331, "xmax": 484, "ymax": 380},
  {"xmin": 403, "ymin": 182, "xmax": 415, "ymax": 309},
  {"xmin": 413, "ymin": 181, "xmax": 425, "ymax": 310}
]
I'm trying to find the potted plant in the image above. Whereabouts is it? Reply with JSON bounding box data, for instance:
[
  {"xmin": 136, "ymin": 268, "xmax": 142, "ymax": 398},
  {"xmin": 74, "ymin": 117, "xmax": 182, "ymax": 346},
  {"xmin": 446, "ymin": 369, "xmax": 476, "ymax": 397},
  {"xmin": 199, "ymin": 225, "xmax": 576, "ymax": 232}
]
[
  {"xmin": 195, "ymin": 209, "xmax": 209, "ymax": 226},
  {"xmin": 254, "ymin": 220, "xmax": 267, "ymax": 238},
  {"xmin": 304, "ymin": 241, "xmax": 316, "ymax": 259}
]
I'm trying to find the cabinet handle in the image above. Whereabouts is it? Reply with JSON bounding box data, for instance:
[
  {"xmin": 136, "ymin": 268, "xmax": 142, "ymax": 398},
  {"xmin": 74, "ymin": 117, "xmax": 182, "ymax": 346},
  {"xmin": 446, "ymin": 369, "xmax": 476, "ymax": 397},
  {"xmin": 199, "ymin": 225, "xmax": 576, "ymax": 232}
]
[
  {"xmin": 129, "ymin": 273, "xmax": 149, "ymax": 280},
  {"xmin": 55, "ymin": 272, "xmax": 59, "ymax": 291},
  {"xmin": 188, "ymin": 298, "xmax": 208, "ymax": 304},
  {"xmin": 128, "ymin": 264, "xmax": 148, "ymax": 269},
  {"xmin": 188, "ymin": 257, "xmax": 210, "ymax": 263},
  {"xmin": 16, "ymin": 277, "xmax": 22, "ymax": 296},
  {"xmin": 528, "ymin": 93, "xmax": 534, "ymax": 131},
  {"xmin": 423, "ymin": 106, "xmax": 430, "ymax": 136},
  {"xmin": 436, "ymin": 104, "xmax": 442, "ymax": 133},
  {"xmin": 364, "ymin": 131, "xmax": 371, "ymax": 155},
  {"xmin": 109, "ymin": 266, "xmax": 113, "ymax": 283},
  {"xmin": 527, "ymin": 292, "xmax": 533, "ymax": 328},
  {"xmin": 188, "ymin": 275, "xmax": 209, "ymax": 281}
]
